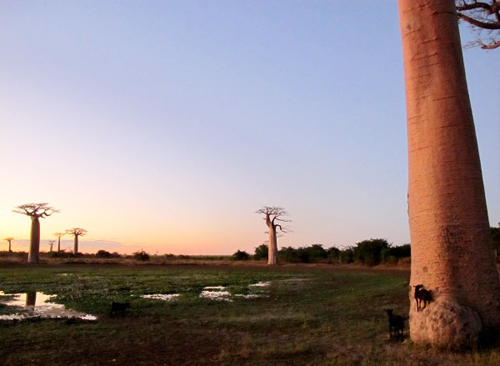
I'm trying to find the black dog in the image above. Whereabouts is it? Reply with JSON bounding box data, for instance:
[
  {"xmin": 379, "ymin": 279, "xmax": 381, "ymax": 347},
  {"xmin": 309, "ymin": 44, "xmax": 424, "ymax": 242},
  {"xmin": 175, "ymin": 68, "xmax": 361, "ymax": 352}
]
[
  {"xmin": 413, "ymin": 284, "xmax": 432, "ymax": 311},
  {"xmin": 385, "ymin": 309, "xmax": 406, "ymax": 341},
  {"xmin": 110, "ymin": 301, "xmax": 130, "ymax": 317}
]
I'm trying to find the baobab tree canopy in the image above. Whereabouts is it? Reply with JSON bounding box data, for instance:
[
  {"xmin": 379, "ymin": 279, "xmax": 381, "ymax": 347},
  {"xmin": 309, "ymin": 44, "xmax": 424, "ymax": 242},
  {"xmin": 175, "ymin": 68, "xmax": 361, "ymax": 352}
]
[
  {"xmin": 255, "ymin": 206, "xmax": 290, "ymax": 232},
  {"xmin": 66, "ymin": 228, "xmax": 88, "ymax": 237},
  {"xmin": 13, "ymin": 203, "xmax": 59, "ymax": 218},
  {"xmin": 456, "ymin": 0, "xmax": 500, "ymax": 48}
]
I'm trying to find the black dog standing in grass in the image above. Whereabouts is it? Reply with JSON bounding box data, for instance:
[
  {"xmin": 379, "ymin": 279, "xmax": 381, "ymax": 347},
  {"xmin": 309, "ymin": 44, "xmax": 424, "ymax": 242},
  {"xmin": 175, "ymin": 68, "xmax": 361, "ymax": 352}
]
[
  {"xmin": 385, "ymin": 309, "xmax": 407, "ymax": 342},
  {"xmin": 110, "ymin": 301, "xmax": 130, "ymax": 317}
]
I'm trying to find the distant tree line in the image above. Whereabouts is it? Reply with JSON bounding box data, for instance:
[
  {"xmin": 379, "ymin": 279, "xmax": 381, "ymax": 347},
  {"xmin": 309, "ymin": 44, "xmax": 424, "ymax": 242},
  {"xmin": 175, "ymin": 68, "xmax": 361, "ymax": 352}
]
[
  {"xmin": 232, "ymin": 227, "xmax": 500, "ymax": 266},
  {"xmin": 233, "ymin": 239, "xmax": 411, "ymax": 266}
]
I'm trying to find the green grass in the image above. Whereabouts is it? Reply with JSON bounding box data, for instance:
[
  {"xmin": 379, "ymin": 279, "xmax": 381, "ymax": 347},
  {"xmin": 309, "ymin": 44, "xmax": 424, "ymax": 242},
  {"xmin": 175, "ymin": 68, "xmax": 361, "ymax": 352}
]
[{"xmin": 0, "ymin": 263, "xmax": 499, "ymax": 365}]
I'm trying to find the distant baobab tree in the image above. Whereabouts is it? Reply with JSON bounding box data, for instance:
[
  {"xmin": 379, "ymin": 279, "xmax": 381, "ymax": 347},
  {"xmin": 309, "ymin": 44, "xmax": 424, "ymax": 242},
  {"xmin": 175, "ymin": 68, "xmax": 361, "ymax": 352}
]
[
  {"xmin": 48, "ymin": 240, "xmax": 55, "ymax": 252},
  {"xmin": 255, "ymin": 206, "xmax": 290, "ymax": 265},
  {"xmin": 13, "ymin": 203, "xmax": 59, "ymax": 264},
  {"xmin": 66, "ymin": 228, "xmax": 87, "ymax": 254},
  {"xmin": 456, "ymin": 0, "xmax": 500, "ymax": 49},
  {"xmin": 4, "ymin": 237, "xmax": 14, "ymax": 252},
  {"xmin": 54, "ymin": 232, "xmax": 65, "ymax": 252}
]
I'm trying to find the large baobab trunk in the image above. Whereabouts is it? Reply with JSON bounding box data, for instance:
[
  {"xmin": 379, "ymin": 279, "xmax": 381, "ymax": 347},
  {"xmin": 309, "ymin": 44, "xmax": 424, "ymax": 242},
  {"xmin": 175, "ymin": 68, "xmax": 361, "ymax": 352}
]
[
  {"xmin": 267, "ymin": 217, "xmax": 278, "ymax": 265},
  {"xmin": 28, "ymin": 217, "xmax": 40, "ymax": 264},
  {"xmin": 398, "ymin": 0, "xmax": 500, "ymax": 347}
]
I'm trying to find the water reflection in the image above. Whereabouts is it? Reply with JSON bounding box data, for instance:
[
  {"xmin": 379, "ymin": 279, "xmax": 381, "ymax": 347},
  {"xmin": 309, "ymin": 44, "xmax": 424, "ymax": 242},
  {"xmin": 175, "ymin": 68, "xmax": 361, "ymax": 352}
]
[
  {"xmin": 26, "ymin": 291, "xmax": 37, "ymax": 307},
  {"xmin": 0, "ymin": 291, "xmax": 97, "ymax": 321}
]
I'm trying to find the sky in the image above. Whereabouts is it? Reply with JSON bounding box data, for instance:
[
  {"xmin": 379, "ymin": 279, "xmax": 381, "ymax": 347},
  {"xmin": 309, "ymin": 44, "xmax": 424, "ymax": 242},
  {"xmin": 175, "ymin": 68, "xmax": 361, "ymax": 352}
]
[{"xmin": 0, "ymin": 1, "xmax": 498, "ymax": 255}]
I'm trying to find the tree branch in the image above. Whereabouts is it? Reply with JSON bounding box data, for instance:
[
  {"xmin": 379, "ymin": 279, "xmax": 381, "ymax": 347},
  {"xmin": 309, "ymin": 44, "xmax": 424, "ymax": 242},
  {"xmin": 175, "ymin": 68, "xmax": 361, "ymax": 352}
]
[
  {"xmin": 481, "ymin": 39, "xmax": 500, "ymax": 47},
  {"xmin": 457, "ymin": 2, "xmax": 493, "ymax": 12},
  {"xmin": 458, "ymin": 12, "xmax": 500, "ymax": 29}
]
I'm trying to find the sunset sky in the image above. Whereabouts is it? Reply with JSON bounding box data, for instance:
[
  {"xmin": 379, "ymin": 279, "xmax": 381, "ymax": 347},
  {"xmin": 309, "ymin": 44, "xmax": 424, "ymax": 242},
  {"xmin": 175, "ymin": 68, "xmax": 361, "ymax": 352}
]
[{"xmin": 1, "ymin": 1, "xmax": 498, "ymax": 255}]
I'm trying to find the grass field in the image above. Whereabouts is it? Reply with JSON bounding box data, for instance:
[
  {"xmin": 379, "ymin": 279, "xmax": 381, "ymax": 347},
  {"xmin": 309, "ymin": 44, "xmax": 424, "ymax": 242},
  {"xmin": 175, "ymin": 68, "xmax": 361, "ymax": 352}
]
[{"xmin": 1, "ymin": 262, "xmax": 500, "ymax": 365}]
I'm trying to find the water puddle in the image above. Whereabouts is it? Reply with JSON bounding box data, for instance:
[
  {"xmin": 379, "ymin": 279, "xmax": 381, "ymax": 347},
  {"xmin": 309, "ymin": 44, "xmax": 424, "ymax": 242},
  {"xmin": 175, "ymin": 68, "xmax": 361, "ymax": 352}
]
[
  {"xmin": 0, "ymin": 291, "xmax": 97, "ymax": 321},
  {"xmin": 203, "ymin": 286, "xmax": 226, "ymax": 290},
  {"xmin": 249, "ymin": 281, "xmax": 271, "ymax": 288},
  {"xmin": 199, "ymin": 286, "xmax": 233, "ymax": 302},
  {"xmin": 234, "ymin": 294, "xmax": 265, "ymax": 299},
  {"xmin": 141, "ymin": 294, "xmax": 180, "ymax": 301},
  {"xmin": 141, "ymin": 282, "xmax": 275, "ymax": 303}
]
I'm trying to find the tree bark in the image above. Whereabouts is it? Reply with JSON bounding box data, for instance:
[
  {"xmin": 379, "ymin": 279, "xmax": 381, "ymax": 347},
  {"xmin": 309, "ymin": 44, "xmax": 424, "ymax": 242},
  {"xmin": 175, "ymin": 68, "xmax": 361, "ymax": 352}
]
[
  {"xmin": 73, "ymin": 235, "xmax": 79, "ymax": 254},
  {"xmin": 28, "ymin": 217, "xmax": 40, "ymax": 264},
  {"xmin": 399, "ymin": 0, "xmax": 500, "ymax": 348},
  {"xmin": 8, "ymin": 241, "xmax": 12, "ymax": 252},
  {"xmin": 57, "ymin": 237, "xmax": 61, "ymax": 252}
]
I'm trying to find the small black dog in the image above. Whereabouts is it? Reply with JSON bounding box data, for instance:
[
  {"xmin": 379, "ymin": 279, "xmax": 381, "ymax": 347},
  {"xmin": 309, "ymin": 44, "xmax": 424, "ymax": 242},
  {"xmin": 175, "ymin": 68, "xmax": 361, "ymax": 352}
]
[
  {"xmin": 413, "ymin": 284, "xmax": 432, "ymax": 311},
  {"xmin": 385, "ymin": 309, "xmax": 406, "ymax": 341},
  {"xmin": 110, "ymin": 301, "xmax": 130, "ymax": 317}
]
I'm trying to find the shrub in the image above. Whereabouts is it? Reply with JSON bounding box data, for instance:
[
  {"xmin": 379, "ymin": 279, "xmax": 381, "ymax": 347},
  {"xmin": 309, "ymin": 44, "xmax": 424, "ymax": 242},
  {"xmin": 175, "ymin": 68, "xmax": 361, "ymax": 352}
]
[
  {"xmin": 278, "ymin": 244, "xmax": 329, "ymax": 263},
  {"xmin": 278, "ymin": 247, "xmax": 301, "ymax": 263},
  {"xmin": 339, "ymin": 248, "xmax": 354, "ymax": 264},
  {"xmin": 353, "ymin": 238, "xmax": 390, "ymax": 266},
  {"xmin": 307, "ymin": 244, "xmax": 328, "ymax": 260},
  {"xmin": 232, "ymin": 250, "xmax": 250, "ymax": 261},
  {"xmin": 327, "ymin": 247, "xmax": 341, "ymax": 262},
  {"xmin": 133, "ymin": 250, "xmax": 150, "ymax": 261},
  {"xmin": 49, "ymin": 250, "xmax": 83, "ymax": 258},
  {"xmin": 388, "ymin": 244, "xmax": 411, "ymax": 259},
  {"xmin": 96, "ymin": 250, "xmax": 113, "ymax": 258},
  {"xmin": 254, "ymin": 244, "xmax": 268, "ymax": 260},
  {"xmin": 96, "ymin": 250, "xmax": 121, "ymax": 258},
  {"xmin": 49, "ymin": 250, "xmax": 66, "ymax": 258}
]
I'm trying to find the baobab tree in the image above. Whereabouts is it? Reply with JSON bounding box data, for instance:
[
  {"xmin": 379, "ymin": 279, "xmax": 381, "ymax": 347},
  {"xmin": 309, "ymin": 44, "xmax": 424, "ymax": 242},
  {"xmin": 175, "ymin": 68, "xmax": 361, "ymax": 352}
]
[
  {"xmin": 456, "ymin": 0, "xmax": 500, "ymax": 49},
  {"xmin": 255, "ymin": 206, "xmax": 290, "ymax": 265},
  {"xmin": 13, "ymin": 203, "xmax": 59, "ymax": 264},
  {"xmin": 48, "ymin": 240, "xmax": 55, "ymax": 252},
  {"xmin": 66, "ymin": 228, "xmax": 87, "ymax": 254},
  {"xmin": 398, "ymin": 0, "xmax": 500, "ymax": 347},
  {"xmin": 54, "ymin": 232, "xmax": 65, "ymax": 252},
  {"xmin": 4, "ymin": 237, "xmax": 14, "ymax": 252}
]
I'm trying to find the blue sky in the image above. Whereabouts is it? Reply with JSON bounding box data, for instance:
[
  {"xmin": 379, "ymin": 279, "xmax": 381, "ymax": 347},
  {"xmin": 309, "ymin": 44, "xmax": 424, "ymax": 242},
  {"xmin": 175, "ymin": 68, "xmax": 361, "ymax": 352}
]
[{"xmin": 0, "ymin": 1, "xmax": 498, "ymax": 254}]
